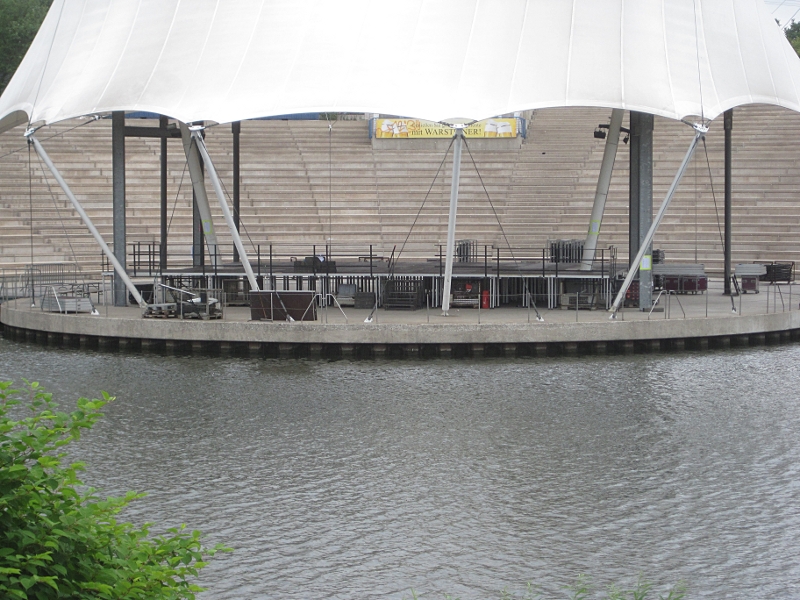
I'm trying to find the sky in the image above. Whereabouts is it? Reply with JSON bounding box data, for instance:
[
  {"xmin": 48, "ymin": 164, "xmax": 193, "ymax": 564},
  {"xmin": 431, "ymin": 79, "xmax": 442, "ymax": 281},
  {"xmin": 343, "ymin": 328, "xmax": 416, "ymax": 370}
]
[{"xmin": 764, "ymin": 0, "xmax": 800, "ymax": 27}]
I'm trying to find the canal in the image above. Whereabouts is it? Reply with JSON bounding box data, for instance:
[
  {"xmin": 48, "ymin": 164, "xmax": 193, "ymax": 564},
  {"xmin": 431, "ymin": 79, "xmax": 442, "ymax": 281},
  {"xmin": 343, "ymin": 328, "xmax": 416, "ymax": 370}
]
[{"xmin": 1, "ymin": 337, "xmax": 798, "ymax": 598}]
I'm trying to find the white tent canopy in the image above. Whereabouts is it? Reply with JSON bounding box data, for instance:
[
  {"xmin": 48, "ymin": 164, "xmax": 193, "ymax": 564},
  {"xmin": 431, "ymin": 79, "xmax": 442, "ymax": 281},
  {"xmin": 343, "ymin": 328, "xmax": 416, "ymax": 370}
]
[{"xmin": 2, "ymin": 0, "xmax": 800, "ymax": 134}]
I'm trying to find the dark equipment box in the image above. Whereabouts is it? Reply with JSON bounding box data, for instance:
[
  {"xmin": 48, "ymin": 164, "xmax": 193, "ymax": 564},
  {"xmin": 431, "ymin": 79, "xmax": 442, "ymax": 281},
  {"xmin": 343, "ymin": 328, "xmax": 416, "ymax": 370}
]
[{"xmin": 250, "ymin": 290, "xmax": 317, "ymax": 321}]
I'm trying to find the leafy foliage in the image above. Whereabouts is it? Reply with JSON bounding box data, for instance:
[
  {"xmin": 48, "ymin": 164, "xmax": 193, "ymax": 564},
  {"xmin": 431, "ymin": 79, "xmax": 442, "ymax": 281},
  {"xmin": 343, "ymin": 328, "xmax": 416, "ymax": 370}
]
[
  {"xmin": 0, "ymin": 380, "xmax": 228, "ymax": 599},
  {"xmin": 0, "ymin": 0, "xmax": 52, "ymax": 94},
  {"xmin": 784, "ymin": 20, "xmax": 800, "ymax": 57}
]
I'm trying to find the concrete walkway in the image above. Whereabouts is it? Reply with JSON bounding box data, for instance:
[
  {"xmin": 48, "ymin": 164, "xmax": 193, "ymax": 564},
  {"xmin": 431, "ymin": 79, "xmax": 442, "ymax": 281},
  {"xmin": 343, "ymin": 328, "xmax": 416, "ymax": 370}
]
[{"xmin": 3, "ymin": 280, "xmax": 799, "ymax": 357}]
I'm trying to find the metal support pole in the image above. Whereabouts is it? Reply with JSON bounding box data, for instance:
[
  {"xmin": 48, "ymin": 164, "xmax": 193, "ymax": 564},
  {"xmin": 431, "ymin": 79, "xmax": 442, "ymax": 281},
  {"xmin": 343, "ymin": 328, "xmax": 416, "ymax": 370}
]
[
  {"xmin": 159, "ymin": 115, "xmax": 168, "ymax": 272},
  {"xmin": 191, "ymin": 128, "xmax": 260, "ymax": 292},
  {"xmin": 232, "ymin": 121, "xmax": 241, "ymax": 263},
  {"xmin": 724, "ymin": 109, "xmax": 733, "ymax": 295},
  {"xmin": 112, "ymin": 112, "xmax": 127, "ymax": 306},
  {"xmin": 629, "ymin": 112, "xmax": 654, "ymax": 310},
  {"xmin": 610, "ymin": 125, "xmax": 707, "ymax": 317},
  {"xmin": 581, "ymin": 108, "xmax": 623, "ymax": 270},
  {"xmin": 441, "ymin": 128, "xmax": 464, "ymax": 315},
  {"xmin": 180, "ymin": 123, "xmax": 219, "ymax": 268},
  {"xmin": 29, "ymin": 133, "xmax": 146, "ymax": 308}
]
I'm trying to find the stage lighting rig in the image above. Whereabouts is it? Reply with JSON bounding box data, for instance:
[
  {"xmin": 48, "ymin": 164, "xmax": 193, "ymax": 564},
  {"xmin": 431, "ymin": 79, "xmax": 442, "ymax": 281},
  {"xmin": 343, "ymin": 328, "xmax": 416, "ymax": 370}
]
[{"xmin": 593, "ymin": 122, "xmax": 630, "ymax": 143}]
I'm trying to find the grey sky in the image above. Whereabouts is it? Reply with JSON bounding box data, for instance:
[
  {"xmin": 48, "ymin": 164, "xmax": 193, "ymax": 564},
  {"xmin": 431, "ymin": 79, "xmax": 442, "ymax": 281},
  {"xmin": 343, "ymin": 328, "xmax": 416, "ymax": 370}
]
[{"xmin": 764, "ymin": 0, "xmax": 800, "ymax": 27}]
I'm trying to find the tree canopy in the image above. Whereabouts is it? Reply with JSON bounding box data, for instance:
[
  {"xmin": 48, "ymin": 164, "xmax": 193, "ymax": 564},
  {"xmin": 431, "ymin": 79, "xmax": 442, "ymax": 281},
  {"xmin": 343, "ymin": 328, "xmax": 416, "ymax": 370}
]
[
  {"xmin": 785, "ymin": 20, "xmax": 800, "ymax": 56},
  {"xmin": 0, "ymin": 0, "xmax": 52, "ymax": 95}
]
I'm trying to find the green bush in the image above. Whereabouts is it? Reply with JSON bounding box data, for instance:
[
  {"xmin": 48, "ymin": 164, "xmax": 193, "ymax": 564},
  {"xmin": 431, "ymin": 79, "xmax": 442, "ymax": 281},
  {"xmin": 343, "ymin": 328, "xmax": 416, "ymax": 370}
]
[{"xmin": 0, "ymin": 380, "xmax": 228, "ymax": 599}]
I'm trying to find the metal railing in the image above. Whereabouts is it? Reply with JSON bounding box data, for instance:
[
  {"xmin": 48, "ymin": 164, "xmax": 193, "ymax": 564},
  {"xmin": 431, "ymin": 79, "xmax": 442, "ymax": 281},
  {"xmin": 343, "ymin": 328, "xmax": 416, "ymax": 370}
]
[
  {"xmin": 766, "ymin": 283, "xmax": 793, "ymax": 314},
  {"xmin": 42, "ymin": 286, "xmax": 64, "ymax": 313},
  {"xmin": 124, "ymin": 241, "xmax": 618, "ymax": 277},
  {"xmin": 40, "ymin": 285, "xmax": 98, "ymax": 315},
  {"xmin": 648, "ymin": 290, "xmax": 686, "ymax": 320},
  {"xmin": 307, "ymin": 293, "xmax": 348, "ymax": 323},
  {"xmin": 131, "ymin": 241, "xmax": 617, "ymax": 312},
  {"xmin": 0, "ymin": 263, "xmax": 83, "ymax": 303},
  {"xmin": 130, "ymin": 242, "xmax": 161, "ymax": 276},
  {"xmin": 152, "ymin": 283, "xmax": 224, "ymax": 319}
]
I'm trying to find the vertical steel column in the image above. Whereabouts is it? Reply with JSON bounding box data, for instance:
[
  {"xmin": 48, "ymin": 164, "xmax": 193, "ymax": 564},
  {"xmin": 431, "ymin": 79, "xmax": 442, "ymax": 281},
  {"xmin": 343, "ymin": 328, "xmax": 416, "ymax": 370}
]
[
  {"xmin": 441, "ymin": 128, "xmax": 464, "ymax": 315},
  {"xmin": 232, "ymin": 121, "xmax": 241, "ymax": 263},
  {"xmin": 159, "ymin": 115, "xmax": 168, "ymax": 272},
  {"xmin": 112, "ymin": 112, "xmax": 127, "ymax": 306},
  {"xmin": 581, "ymin": 108, "xmax": 624, "ymax": 270},
  {"xmin": 724, "ymin": 109, "xmax": 733, "ymax": 295},
  {"xmin": 629, "ymin": 112, "xmax": 654, "ymax": 310}
]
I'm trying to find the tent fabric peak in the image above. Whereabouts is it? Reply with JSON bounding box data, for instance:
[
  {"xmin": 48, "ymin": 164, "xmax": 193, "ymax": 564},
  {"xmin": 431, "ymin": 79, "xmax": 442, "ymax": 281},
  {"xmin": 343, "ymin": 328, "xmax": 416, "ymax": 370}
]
[{"xmin": 2, "ymin": 0, "xmax": 800, "ymax": 135}]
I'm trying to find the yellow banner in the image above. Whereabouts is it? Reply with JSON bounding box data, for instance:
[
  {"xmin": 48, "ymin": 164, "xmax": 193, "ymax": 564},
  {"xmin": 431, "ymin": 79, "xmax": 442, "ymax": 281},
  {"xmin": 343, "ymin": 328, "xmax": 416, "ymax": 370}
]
[{"xmin": 374, "ymin": 118, "xmax": 517, "ymax": 138}]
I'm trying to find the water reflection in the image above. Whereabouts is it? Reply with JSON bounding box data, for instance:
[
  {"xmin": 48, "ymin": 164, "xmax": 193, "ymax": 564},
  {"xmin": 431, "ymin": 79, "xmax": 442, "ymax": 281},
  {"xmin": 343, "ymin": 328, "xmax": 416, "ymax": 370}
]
[{"xmin": 1, "ymin": 339, "xmax": 798, "ymax": 598}]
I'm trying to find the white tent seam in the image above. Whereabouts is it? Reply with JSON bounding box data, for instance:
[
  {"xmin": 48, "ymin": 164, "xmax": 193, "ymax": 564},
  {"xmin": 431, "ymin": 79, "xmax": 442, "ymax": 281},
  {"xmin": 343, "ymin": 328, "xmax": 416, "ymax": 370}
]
[
  {"xmin": 174, "ymin": 0, "xmax": 222, "ymax": 112},
  {"xmin": 28, "ymin": 0, "xmax": 67, "ymax": 127},
  {"xmin": 455, "ymin": 0, "xmax": 482, "ymax": 109},
  {"xmin": 565, "ymin": 0, "xmax": 578, "ymax": 106},
  {"xmin": 661, "ymin": 1, "xmax": 678, "ymax": 121},
  {"xmin": 137, "ymin": 0, "xmax": 182, "ymax": 108},
  {"xmin": 221, "ymin": 0, "xmax": 267, "ymax": 104},
  {"xmin": 619, "ymin": 0, "xmax": 625, "ymax": 103},
  {"xmin": 505, "ymin": 0, "xmax": 530, "ymax": 107},
  {"xmin": 95, "ymin": 0, "xmax": 144, "ymax": 113}
]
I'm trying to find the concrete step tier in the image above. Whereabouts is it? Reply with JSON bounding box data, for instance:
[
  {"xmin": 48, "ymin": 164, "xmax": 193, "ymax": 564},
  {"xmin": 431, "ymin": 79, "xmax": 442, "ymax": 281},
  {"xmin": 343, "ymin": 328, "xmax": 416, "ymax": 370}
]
[{"xmin": 2, "ymin": 105, "xmax": 800, "ymax": 270}]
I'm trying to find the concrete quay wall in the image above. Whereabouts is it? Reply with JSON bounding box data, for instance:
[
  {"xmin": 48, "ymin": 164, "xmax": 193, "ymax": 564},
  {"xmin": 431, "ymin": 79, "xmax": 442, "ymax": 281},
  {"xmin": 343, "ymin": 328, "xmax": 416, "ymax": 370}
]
[{"xmin": 3, "ymin": 304, "xmax": 799, "ymax": 359}]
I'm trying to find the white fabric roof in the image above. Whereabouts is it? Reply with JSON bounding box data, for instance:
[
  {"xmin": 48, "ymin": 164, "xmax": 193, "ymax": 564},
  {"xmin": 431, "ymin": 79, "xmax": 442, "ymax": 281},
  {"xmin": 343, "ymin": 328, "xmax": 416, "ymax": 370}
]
[{"xmin": 2, "ymin": 0, "xmax": 800, "ymax": 134}]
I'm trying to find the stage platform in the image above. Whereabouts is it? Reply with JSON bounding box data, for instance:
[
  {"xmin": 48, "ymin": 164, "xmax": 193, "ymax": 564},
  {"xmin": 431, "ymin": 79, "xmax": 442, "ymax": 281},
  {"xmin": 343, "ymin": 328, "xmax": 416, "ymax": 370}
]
[
  {"xmin": 156, "ymin": 257, "xmax": 606, "ymax": 277},
  {"xmin": 3, "ymin": 279, "xmax": 799, "ymax": 359}
]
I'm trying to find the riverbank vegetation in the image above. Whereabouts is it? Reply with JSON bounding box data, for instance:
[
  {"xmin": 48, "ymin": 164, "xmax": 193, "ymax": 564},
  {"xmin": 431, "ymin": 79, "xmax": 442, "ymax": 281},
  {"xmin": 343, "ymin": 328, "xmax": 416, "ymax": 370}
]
[{"xmin": 0, "ymin": 380, "xmax": 227, "ymax": 599}]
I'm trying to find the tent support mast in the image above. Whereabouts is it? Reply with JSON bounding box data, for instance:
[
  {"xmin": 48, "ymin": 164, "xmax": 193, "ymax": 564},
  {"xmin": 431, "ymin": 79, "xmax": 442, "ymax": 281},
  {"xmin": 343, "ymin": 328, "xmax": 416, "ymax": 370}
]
[
  {"xmin": 581, "ymin": 108, "xmax": 623, "ymax": 270},
  {"xmin": 191, "ymin": 128, "xmax": 260, "ymax": 292},
  {"xmin": 441, "ymin": 127, "xmax": 464, "ymax": 315},
  {"xmin": 629, "ymin": 112, "xmax": 654, "ymax": 310},
  {"xmin": 180, "ymin": 123, "xmax": 219, "ymax": 267},
  {"xmin": 27, "ymin": 132, "xmax": 147, "ymax": 308},
  {"xmin": 610, "ymin": 123, "xmax": 707, "ymax": 318},
  {"xmin": 159, "ymin": 115, "xmax": 168, "ymax": 271},
  {"xmin": 112, "ymin": 112, "xmax": 127, "ymax": 306},
  {"xmin": 232, "ymin": 121, "xmax": 241, "ymax": 263},
  {"xmin": 724, "ymin": 109, "xmax": 733, "ymax": 295}
]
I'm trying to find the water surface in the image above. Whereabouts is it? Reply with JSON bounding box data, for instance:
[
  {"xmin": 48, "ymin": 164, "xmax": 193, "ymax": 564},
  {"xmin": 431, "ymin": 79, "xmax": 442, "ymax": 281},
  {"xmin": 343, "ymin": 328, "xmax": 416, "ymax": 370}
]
[{"xmin": 1, "ymin": 338, "xmax": 798, "ymax": 598}]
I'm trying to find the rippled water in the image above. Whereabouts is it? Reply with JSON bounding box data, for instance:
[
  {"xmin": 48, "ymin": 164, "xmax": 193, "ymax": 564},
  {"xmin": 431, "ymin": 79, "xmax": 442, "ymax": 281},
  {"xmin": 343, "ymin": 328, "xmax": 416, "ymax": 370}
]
[{"xmin": 1, "ymin": 337, "xmax": 799, "ymax": 598}]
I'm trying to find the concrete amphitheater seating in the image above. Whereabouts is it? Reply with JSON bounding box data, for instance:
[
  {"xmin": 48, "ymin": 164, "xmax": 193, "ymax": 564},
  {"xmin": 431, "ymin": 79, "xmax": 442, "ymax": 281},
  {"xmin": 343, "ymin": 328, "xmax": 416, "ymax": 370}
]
[{"xmin": 1, "ymin": 105, "xmax": 799, "ymax": 276}]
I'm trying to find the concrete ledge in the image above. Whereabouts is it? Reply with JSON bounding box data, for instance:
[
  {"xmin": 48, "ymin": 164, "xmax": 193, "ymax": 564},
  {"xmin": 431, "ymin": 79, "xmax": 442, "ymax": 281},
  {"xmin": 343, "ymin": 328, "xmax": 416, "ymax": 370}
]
[{"xmin": 3, "ymin": 303, "xmax": 799, "ymax": 358}]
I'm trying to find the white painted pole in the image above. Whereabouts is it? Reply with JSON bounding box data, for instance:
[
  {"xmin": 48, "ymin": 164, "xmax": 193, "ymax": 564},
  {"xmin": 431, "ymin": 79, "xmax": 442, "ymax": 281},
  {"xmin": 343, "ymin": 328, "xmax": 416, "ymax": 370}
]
[
  {"xmin": 610, "ymin": 125, "xmax": 706, "ymax": 317},
  {"xmin": 441, "ymin": 128, "xmax": 464, "ymax": 315},
  {"xmin": 581, "ymin": 108, "xmax": 624, "ymax": 270},
  {"xmin": 191, "ymin": 131, "xmax": 260, "ymax": 292},
  {"xmin": 179, "ymin": 123, "xmax": 219, "ymax": 267},
  {"xmin": 28, "ymin": 134, "xmax": 147, "ymax": 308}
]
